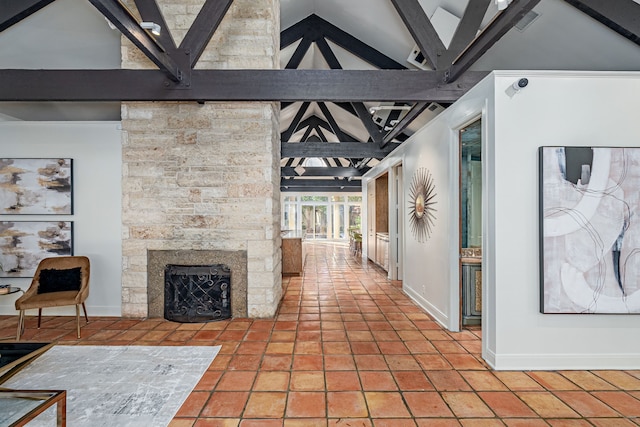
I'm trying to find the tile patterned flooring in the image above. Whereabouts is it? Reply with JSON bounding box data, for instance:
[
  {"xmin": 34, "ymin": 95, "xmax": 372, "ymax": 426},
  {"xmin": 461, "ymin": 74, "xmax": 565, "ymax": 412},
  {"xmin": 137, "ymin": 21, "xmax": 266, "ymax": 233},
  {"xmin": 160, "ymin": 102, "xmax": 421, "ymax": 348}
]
[{"xmin": 2, "ymin": 241, "xmax": 640, "ymax": 426}]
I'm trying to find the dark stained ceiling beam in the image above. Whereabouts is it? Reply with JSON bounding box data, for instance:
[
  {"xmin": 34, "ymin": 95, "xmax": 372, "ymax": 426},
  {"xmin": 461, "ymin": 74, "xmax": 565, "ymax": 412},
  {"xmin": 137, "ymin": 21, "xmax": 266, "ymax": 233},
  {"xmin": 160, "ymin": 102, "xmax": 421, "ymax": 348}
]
[
  {"xmin": 282, "ymin": 141, "xmax": 393, "ymax": 158},
  {"xmin": 318, "ymin": 102, "xmax": 347, "ymax": 141},
  {"xmin": 134, "ymin": 0, "xmax": 176, "ymax": 50},
  {"xmin": 281, "ymin": 102, "xmax": 310, "ymax": 141},
  {"xmin": 352, "ymin": 102, "xmax": 384, "ymax": 143},
  {"xmin": 315, "ymin": 37, "xmax": 342, "ymax": 69},
  {"xmin": 314, "ymin": 126, "xmax": 329, "ymax": 142},
  {"xmin": 281, "ymin": 167, "xmax": 368, "ymax": 177},
  {"xmin": 389, "ymin": 0, "xmax": 445, "ymax": 70},
  {"xmin": 444, "ymin": 0, "xmax": 541, "ymax": 83},
  {"xmin": 440, "ymin": 0, "xmax": 491, "ymax": 68},
  {"xmin": 297, "ymin": 116, "xmax": 338, "ymax": 136},
  {"xmin": 87, "ymin": 0, "xmax": 184, "ymax": 82},
  {"xmin": 179, "ymin": 0, "xmax": 234, "ymax": 67},
  {"xmin": 283, "ymin": 14, "xmax": 405, "ymax": 69},
  {"xmin": 564, "ymin": 0, "xmax": 640, "ymax": 45},
  {"xmin": 381, "ymin": 102, "xmax": 428, "ymax": 147},
  {"xmin": 280, "ymin": 15, "xmax": 311, "ymax": 48},
  {"xmin": 281, "ymin": 178, "xmax": 361, "ymax": 188},
  {"xmin": 285, "ymin": 37, "xmax": 313, "ymax": 69},
  {"xmin": 281, "ymin": 185, "xmax": 360, "ymax": 193},
  {"xmin": 0, "ymin": 69, "xmax": 488, "ymax": 102},
  {"xmin": 0, "ymin": 0, "xmax": 56, "ymax": 32}
]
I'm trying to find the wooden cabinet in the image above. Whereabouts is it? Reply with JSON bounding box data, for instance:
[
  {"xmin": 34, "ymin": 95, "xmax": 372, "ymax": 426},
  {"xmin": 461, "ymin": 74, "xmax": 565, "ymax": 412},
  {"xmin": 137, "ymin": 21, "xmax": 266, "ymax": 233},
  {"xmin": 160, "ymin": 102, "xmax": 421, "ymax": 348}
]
[
  {"xmin": 376, "ymin": 233, "xmax": 389, "ymax": 271},
  {"xmin": 367, "ymin": 180, "xmax": 376, "ymax": 262},
  {"xmin": 282, "ymin": 231, "xmax": 305, "ymax": 275},
  {"xmin": 367, "ymin": 173, "xmax": 389, "ymax": 270}
]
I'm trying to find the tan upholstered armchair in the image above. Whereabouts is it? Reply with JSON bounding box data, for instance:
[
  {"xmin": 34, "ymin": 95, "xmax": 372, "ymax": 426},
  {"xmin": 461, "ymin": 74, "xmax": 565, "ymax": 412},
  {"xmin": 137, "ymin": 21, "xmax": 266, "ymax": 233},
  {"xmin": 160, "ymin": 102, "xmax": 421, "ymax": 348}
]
[{"xmin": 15, "ymin": 256, "xmax": 90, "ymax": 340}]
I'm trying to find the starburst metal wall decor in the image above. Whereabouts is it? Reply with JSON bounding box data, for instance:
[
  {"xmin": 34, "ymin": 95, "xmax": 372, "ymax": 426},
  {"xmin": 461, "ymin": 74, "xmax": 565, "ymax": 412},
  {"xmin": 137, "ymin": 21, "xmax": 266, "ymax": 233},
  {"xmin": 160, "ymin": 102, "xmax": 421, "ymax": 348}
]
[{"xmin": 408, "ymin": 167, "xmax": 437, "ymax": 242}]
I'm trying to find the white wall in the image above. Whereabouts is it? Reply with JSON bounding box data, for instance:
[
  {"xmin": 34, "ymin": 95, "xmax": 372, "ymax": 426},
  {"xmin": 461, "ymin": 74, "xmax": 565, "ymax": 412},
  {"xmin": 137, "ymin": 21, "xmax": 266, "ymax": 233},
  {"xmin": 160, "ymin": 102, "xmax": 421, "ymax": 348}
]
[
  {"xmin": 490, "ymin": 71, "xmax": 640, "ymax": 369},
  {"xmin": 365, "ymin": 71, "xmax": 640, "ymax": 370},
  {"xmin": 0, "ymin": 122, "xmax": 122, "ymax": 316}
]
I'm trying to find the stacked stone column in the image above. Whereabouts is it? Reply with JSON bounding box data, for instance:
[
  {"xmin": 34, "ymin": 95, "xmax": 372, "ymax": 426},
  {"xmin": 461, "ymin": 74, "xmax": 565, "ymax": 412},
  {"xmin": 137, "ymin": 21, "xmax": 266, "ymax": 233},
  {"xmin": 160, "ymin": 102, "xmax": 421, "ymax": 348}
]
[{"xmin": 120, "ymin": 0, "xmax": 281, "ymax": 318}]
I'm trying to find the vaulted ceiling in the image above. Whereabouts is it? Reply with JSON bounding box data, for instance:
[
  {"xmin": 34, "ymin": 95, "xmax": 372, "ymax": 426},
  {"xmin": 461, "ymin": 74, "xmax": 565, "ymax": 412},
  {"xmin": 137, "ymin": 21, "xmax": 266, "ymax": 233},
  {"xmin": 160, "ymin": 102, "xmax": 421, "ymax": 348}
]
[{"xmin": 1, "ymin": 0, "xmax": 639, "ymax": 192}]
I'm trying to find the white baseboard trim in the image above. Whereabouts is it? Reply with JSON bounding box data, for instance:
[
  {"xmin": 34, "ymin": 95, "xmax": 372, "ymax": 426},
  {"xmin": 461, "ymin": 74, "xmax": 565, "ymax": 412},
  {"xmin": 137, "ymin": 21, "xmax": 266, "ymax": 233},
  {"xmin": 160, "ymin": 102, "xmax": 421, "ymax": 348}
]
[
  {"xmin": 491, "ymin": 353, "xmax": 640, "ymax": 370},
  {"xmin": 403, "ymin": 285, "xmax": 450, "ymax": 329}
]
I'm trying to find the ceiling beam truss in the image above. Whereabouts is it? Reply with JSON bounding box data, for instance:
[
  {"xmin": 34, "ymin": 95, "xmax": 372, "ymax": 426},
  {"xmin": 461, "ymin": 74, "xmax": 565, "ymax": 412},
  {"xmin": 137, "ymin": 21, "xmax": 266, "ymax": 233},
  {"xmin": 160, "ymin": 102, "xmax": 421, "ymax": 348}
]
[
  {"xmin": 282, "ymin": 141, "xmax": 393, "ymax": 159},
  {"xmin": 0, "ymin": 0, "xmax": 56, "ymax": 32},
  {"xmin": 389, "ymin": 0, "xmax": 445, "ymax": 70},
  {"xmin": 87, "ymin": 0, "xmax": 184, "ymax": 82},
  {"xmin": 179, "ymin": 0, "xmax": 234, "ymax": 67},
  {"xmin": 133, "ymin": 0, "xmax": 176, "ymax": 49},
  {"xmin": 281, "ymin": 167, "xmax": 369, "ymax": 177},
  {"xmin": 440, "ymin": 0, "xmax": 492, "ymax": 68},
  {"xmin": 444, "ymin": 0, "xmax": 542, "ymax": 82},
  {"xmin": 563, "ymin": 0, "xmax": 640, "ymax": 45},
  {"xmin": 0, "ymin": 69, "xmax": 489, "ymax": 102}
]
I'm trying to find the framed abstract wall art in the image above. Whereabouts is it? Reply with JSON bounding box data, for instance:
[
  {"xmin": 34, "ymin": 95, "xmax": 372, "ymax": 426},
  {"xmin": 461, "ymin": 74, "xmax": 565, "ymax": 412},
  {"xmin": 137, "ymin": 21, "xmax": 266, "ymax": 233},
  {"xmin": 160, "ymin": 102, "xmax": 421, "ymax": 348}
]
[
  {"xmin": 539, "ymin": 146, "xmax": 640, "ymax": 314},
  {"xmin": 0, "ymin": 158, "xmax": 73, "ymax": 214},
  {"xmin": 0, "ymin": 221, "xmax": 73, "ymax": 277}
]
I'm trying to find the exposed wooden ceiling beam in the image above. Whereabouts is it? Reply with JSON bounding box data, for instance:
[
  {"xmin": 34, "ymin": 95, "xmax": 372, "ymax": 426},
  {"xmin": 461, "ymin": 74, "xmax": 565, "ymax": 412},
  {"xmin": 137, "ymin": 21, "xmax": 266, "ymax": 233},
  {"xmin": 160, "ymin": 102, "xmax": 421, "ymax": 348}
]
[
  {"xmin": 281, "ymin": 178, "xmax": 361, "ymax": 189},
  {"xmin": 381, "ymin": 102, "xmax": 428, "ymax": 147},
  {"xmin": 285, "ymin": 37, "xmax": 312, "ymax": 69},
  {"xmin": 179, "ymin": 0, "xmax": 234, "ymax": 67},
  {"xmin": 133, "ymin": 0, "xmax": 176, "ymax": 50},
  {"xmin": 440, "ymin": 0, "xmax": 491, "ymax": 68},
  {"xmin": 564, "ymin": 0, "xmax": 640, "ymax": 46},
  {"xmin": 281, "ymin": 14, "xmax": 405, "ymax": 69},
  {"xmin": 0, "ymin": 0, "xmax": 56, "ymax": 32},
  {"xmin": 445, "ymin": 0, "xmax": 541, "ymax": 83},
  {"xmin": 282, "ymin": 141, "xmax": 393, "ymax": 159},
  {"xmin": 0, "ymin": 69, "xmax": 489, "ymax": 102},
  {"xmin": 352, "ymin": 102, "xmax": 384, "ymax": 143},
  {"xmin": 389, "ymin": 0, "xmax": 445, "ymax": 70},
  {"xmin": 318, "ymin": 102, "xmax": 347, "ymax": 141},
  {"xmin": 281, "ymin": 167, "xmax": 368, "ymax": 177},
  {"xmin": 87, "ymin": 0, "xmax": 184, "ymax": 82},
  {"xmin": 281, "ymin": 185, "xmax": 360, "ymax": 193},
  {"xmin": 281, "ymin": 102, "xmax": 310, "ymax": 141},
  {"xmin": 315, "ymin": 37, "xmax": 342, "ymax": 69}
]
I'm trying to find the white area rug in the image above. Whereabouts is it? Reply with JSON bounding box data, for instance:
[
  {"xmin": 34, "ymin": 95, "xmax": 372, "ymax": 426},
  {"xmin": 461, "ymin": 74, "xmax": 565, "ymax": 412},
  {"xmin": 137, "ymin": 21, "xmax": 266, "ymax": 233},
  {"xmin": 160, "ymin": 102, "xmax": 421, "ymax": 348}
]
[{"xmin": 2, "ymin": 345, "xmax": 220, "ymax": 427}]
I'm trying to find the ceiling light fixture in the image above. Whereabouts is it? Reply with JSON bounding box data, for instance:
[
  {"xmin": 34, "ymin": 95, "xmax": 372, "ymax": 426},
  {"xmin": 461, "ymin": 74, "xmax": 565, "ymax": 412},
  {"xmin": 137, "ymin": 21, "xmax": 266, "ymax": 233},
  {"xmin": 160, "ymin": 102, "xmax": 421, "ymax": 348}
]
[
  {"xmin": 496, "ymin": 0, "xmax": 510, "ymax": 10},
  {"xmin": 140, "ymin": 21, "xmax": 161, "ymax": 36},
  {"xmin": 369, "ymin": 105, "xmax": 412, "ymax": 114}
]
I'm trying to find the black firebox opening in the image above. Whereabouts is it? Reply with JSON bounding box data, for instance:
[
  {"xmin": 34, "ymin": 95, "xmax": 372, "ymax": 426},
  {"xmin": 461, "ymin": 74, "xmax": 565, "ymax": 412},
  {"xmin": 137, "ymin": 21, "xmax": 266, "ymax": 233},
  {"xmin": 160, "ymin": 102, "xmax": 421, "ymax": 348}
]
[{"xmin": 164, "ymin": 264, "xmax": 231, "ymax": 323}]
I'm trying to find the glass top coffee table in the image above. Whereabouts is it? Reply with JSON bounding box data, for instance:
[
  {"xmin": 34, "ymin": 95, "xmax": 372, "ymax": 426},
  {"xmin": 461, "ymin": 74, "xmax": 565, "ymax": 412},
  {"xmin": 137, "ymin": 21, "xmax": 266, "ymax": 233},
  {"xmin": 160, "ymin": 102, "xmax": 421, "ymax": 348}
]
[{"xmin": 0, "ymin": 390, "xmax": 66, "ymax": 427}]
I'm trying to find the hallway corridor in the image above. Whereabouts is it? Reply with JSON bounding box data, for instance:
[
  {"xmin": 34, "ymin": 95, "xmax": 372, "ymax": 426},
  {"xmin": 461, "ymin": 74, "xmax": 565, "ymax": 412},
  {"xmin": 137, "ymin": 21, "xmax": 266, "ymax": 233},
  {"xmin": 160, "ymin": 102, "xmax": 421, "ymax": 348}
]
[{"xmin": 2, "ymin": 241, "xmax": 640, "ymax": 426}]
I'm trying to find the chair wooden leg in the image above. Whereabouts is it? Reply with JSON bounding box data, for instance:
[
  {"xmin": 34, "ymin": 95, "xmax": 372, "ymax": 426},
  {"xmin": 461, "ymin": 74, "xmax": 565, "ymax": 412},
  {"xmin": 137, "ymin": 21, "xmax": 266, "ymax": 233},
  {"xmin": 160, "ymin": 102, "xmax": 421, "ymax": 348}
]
[
  {"xmin": 37, "ymin": 308, "xmax": 42, "ymax": 329},
  {"xmin": 75, "ymin": 305, "xmax": 81, "ymax": 339},
  {"xmin": 82, "ymin": 302, "xmax": 89, "ymax": 324},
  {"xmin": 16, "ymin": 310, "xmax": 24, "ymax": 340}
]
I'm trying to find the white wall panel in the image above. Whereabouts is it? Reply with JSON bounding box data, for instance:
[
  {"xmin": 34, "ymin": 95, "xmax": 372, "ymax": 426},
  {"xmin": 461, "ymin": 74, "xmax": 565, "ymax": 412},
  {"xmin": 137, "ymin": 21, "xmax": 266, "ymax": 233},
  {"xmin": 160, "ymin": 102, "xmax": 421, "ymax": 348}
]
[{"xmin": 0, "ymin": 122, "xmax": 122, "ymax": 316}]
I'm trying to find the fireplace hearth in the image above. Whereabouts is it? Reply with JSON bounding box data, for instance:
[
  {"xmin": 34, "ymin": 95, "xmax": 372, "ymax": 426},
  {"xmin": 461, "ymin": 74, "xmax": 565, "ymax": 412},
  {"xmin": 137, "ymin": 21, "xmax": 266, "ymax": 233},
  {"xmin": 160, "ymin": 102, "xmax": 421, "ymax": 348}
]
[{"xmin": 164, "ymin": 264, "xmax": 231, "ymax": 323}]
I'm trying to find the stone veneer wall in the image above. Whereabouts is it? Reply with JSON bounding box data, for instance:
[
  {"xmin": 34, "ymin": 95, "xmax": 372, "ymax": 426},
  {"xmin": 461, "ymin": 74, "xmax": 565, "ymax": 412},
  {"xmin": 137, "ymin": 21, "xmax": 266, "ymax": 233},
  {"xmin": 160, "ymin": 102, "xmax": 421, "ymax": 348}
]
[{"xmin": 120, "ymin": 0, "xmax": 281, "ymax": 318}]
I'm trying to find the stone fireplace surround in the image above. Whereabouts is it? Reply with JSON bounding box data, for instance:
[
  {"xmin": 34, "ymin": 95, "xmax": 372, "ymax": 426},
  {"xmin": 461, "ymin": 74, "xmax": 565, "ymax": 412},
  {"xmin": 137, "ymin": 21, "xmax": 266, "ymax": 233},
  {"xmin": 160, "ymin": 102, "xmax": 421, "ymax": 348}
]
[{"xmin": 147, "ymin": 250, "xmax": 248, "ymax": 319}]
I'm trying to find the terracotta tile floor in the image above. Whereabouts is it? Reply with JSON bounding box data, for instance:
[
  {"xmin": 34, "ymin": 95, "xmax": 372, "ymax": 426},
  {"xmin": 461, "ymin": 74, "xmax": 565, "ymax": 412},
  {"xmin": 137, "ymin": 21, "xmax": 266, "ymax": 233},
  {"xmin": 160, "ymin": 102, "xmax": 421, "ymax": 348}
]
[{"xmin": 2, "ymin": 241, "xmax": 640, "ymax": 426}]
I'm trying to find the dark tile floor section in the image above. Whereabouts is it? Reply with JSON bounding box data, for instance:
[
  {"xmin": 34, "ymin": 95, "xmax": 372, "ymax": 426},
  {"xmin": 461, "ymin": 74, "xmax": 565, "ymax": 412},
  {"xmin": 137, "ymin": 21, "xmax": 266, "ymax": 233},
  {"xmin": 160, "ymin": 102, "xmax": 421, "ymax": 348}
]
[{"xmin": 2, "ymin": 241, "xmax": 639, "ymax": 426}]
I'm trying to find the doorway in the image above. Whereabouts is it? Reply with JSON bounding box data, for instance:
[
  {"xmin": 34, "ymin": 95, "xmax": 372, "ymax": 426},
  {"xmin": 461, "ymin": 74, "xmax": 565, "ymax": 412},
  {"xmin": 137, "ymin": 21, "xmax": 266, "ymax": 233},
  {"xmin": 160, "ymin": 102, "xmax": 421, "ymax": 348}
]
[
  {"xmin": 459, "ymin": 119, "xmax": 482, "ymax": 326},
  {"xmin": 302, "ymin": 204, "xmax": 328, "ymax": 239}
]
